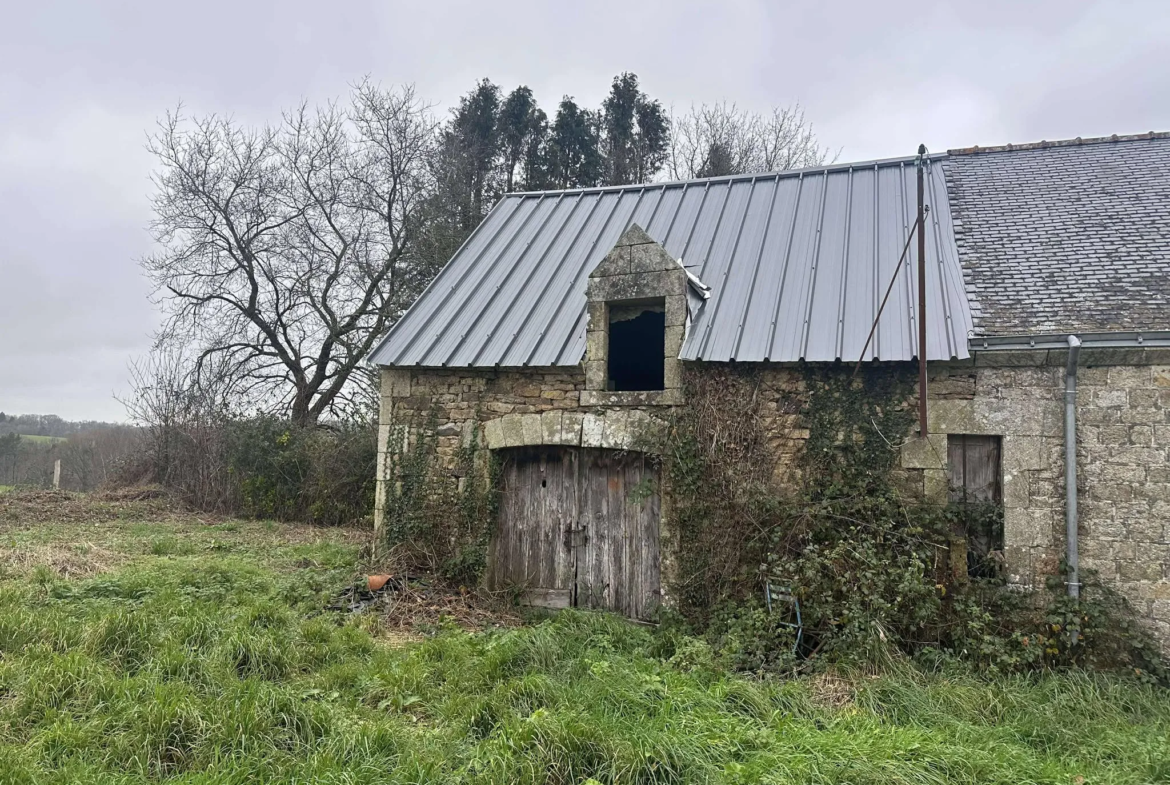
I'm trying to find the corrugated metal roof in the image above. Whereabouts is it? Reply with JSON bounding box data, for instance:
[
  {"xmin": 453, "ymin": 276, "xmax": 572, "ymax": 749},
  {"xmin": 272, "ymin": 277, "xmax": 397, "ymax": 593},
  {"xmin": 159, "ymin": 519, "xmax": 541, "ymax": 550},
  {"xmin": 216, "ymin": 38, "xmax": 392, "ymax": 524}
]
[{"xmin": 369, "ymin": 156, "xmax": 974, "ymax": 367}]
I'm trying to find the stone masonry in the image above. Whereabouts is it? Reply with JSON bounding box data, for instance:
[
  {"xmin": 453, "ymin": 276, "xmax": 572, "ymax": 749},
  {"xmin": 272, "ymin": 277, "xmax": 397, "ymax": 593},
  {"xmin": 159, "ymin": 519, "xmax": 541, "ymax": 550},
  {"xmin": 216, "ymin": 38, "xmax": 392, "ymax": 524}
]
[
  {"xmin": 905, "ymin": 352, "xmax": 1170, "ymax": 650},
  {"xmin": 377, "ymin": 352, "xmax": 1170, "ymax": 651},
  {"xmin": 374, "ymin": 225, "xmax": 1170, "ymax": 650}
]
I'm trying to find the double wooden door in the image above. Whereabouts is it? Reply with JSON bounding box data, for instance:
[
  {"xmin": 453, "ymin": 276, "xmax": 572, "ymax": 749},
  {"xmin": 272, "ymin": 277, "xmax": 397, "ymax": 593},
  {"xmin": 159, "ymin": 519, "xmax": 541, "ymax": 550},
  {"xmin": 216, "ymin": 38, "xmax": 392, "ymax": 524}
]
[{"xmin": 490, "ymin": 446, "xmax": 661, "ymax": 620}]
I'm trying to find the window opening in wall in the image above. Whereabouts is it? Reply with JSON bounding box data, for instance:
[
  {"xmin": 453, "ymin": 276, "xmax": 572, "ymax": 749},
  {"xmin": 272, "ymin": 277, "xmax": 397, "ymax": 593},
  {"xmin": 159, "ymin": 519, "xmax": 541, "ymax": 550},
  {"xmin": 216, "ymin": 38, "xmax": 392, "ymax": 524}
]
[
  {"xmin": 947, "ymin": 434, "xmax": 1004, "ymax": 578},
  {"xmin": 607, "ymin": 299, "xmax": 665, "ymax": 391}
]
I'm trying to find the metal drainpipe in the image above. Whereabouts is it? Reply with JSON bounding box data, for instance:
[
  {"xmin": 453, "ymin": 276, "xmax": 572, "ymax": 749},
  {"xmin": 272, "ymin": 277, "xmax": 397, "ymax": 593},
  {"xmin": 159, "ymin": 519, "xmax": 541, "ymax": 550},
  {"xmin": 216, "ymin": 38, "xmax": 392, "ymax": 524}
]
[{"xmin": 1064, "ymin": 335, "xmax": 1082, "ymax": 600}]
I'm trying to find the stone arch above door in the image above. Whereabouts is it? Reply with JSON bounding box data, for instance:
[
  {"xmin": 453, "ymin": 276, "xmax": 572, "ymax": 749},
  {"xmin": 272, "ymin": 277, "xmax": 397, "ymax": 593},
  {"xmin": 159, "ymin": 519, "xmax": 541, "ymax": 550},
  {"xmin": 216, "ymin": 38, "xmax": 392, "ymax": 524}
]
[{"xmin": 482, "ymin": 410, "xmax": 662, "ymax": 451}]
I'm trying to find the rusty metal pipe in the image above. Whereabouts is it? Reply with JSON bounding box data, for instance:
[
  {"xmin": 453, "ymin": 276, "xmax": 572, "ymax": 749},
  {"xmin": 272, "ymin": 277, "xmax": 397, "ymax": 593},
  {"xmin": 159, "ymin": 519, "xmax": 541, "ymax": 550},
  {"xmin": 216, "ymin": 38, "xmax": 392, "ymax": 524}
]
[{"xmin": 916, "ymin": 144, "xmax": 928, "ymax": 437}]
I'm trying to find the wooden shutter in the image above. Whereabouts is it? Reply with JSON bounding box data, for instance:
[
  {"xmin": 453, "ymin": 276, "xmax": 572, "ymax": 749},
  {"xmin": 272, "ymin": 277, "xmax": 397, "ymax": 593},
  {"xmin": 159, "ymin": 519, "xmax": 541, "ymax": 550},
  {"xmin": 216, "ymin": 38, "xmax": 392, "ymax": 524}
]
[{"xmin": 947, "ymin": 435, "xmax": 1002, "ymax": 504}]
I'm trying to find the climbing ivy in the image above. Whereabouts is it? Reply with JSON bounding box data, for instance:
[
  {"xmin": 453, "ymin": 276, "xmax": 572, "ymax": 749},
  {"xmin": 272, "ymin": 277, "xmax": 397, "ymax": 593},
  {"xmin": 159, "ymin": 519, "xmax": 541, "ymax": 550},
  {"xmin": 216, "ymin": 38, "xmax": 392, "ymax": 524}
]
[
  {"xmin": 653, "ymin": 362, "xmax": 1166, "ymax": 680},
  {"xmin": 381, "ymin": 410, "xmax": 499, "ymax": 584}
]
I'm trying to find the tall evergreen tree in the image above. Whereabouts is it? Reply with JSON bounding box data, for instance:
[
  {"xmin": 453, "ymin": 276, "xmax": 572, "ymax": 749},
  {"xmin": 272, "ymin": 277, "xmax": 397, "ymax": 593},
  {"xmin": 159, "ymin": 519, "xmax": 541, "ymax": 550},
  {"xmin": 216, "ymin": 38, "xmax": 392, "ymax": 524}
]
[
  {"xmin": 436, "ymin": 79, "xmax": 503, "ymax": 231},
  {"xmin": 548, "ymin": 97, "xmax": 602, "ymax": 189},
  {"xmin": 601, "ymin": 73, "xmax": 669, "ymax": 185},
  {"xmin": 498, "ymin": 86, "xmax": 548, "ymax": 191}
]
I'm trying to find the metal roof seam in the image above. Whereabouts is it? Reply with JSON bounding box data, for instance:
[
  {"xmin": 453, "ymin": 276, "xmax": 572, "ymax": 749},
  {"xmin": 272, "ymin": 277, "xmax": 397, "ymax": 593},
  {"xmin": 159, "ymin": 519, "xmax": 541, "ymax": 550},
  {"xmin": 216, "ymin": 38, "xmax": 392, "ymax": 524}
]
[
  {"xmin": 871, "ymin": 163, "xmax": 881, "ymax": 361},
  {"xmin": 661, "ymin": 182, "xmax": 689, "ymax": 244},
  {"xmin": 384, "ymin": 195, "xmax": 525, "ymax": 365},
  {"xmin": 834, "ymin": 167, "xmax": 855, "ymax": 360},
  {"xmin": 764, "ymin": 173, "xmax": 806, "ymax": 361},
  {"xmin": 731, "ymin": 175, "xmax": 782, "ymax": 359},
  {"xmin": 898, "ymin": 162, "xmax": 917, "ymax": 359},
  {"xmin": 690, "ymin": 182, "xmax": 735, "ymax": 359},
  {"xmin": 799, "ymin": 172, "xmax": 831, "ymax": 360},
  {"xmin": 642, "ymin": 183, "xmax": 669, "ymax": 232},
  {"xmin": 696, "ymin": 181, "xmax": 734, "ymax": 281},
  {"xmin": 926, "ymin": 168, "xmax": 958, "ymax": 359},
  {"xmin": 678, "ymin": 181, "xmax": 710, "ymax": 263},
  {"xmin": 438, "ymin": 193, "xmax": 554, "ymax": 366}
]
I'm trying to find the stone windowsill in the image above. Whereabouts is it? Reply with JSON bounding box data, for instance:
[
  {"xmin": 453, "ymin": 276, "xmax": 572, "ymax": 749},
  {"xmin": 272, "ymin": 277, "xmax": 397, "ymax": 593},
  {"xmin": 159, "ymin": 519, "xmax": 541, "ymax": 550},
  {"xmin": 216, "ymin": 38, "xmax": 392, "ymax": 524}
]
[{"xmin": 580, "ymin": 389, "xmax": 682, "ymax": 407}]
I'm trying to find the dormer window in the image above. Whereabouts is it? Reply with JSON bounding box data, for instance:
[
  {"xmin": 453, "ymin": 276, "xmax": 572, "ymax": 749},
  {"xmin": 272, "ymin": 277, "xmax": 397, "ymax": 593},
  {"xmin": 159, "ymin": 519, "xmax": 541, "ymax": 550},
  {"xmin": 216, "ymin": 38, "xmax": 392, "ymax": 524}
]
[{"xmin": 607, "ymin": 299, "xmax": 665, "ymax": 391}]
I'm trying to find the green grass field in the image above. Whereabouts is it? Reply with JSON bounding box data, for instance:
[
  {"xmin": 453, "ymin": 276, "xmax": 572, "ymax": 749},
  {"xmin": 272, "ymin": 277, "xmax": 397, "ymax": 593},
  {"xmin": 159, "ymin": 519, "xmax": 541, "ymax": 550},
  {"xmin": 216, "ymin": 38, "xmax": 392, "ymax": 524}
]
[
  {"xmin": 0, "ymin": 491, "xmax": 1168, "ymax": 783},
  {"xmin": 13, "ymin": 434, "xmax": 68, "ymax": 444}
]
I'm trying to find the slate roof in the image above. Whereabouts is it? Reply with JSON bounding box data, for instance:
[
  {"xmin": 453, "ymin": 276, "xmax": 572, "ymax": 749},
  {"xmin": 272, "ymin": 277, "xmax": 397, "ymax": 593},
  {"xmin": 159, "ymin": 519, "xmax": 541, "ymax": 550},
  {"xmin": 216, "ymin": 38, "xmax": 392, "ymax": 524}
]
[
  {"xmin": 370, "ymin": 156, "xmax": 974, "ymax": 367},
  {"xmin": 945, "ymin": 133, "xmax": 1170, "ymax": 336}
]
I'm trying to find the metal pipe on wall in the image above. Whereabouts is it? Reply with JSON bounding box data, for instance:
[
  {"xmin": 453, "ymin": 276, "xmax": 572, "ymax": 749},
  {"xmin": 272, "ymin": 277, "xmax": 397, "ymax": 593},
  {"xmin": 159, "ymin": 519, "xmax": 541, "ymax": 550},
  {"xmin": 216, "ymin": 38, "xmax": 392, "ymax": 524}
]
[
  {"xmin": 1064, "ymin": 334, "xmax": 1082, "ymax": 600},
  {"xmin": 916, "ymin": 144, "xmax": 928, "ymax": 437}
]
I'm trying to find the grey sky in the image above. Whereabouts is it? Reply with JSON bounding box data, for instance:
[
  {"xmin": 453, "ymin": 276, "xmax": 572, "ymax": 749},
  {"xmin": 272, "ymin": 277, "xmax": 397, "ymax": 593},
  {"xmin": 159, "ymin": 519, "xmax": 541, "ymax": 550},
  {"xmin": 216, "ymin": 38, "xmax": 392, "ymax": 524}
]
[{"xmin": 2, "ymin": 0, "xmax": 1168, "ymax": 421}]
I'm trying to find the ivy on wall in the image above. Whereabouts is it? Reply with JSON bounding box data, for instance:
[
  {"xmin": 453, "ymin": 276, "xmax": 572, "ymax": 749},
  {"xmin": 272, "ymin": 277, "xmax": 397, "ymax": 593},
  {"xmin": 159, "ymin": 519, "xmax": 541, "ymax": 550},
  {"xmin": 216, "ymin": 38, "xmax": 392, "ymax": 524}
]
[
  {"xmin": 654, "ymin": 363, "xmax": 1167, "ymax": 680},
  {"xmin": 381, "ymin": 410, "xmax": 499, "ymax": 584}
]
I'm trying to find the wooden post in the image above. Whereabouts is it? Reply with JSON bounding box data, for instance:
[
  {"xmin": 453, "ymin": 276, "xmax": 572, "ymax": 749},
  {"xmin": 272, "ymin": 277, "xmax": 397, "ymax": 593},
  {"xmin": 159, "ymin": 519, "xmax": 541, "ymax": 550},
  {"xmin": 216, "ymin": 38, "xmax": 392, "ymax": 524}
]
[{"xmin": 53, "ymin": 459, "xmax": 61, "ymax": 490}]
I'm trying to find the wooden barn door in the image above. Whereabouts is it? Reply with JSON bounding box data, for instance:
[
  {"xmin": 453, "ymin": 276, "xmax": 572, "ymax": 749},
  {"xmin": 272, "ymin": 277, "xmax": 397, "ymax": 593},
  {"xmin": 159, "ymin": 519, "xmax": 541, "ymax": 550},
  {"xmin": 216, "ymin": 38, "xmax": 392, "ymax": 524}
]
[
  {"xmin": 492, "ymin": 447, "xmax": 579, "ymax": 609},
  {"xmin": 490, "ymin": 447, "xmax": 661, "ymax": 620},
  {"xmin": 577, "ymin": 450, "xmax": 661, "ymax": 619}
]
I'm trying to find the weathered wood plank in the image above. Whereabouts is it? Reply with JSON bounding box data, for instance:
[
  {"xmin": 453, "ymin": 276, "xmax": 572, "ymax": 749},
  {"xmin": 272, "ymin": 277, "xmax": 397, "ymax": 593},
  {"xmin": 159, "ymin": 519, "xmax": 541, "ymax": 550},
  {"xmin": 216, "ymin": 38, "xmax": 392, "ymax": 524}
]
[{"xmin": 491, "ymin": 446, "xmax": 661, "ymax": 620}]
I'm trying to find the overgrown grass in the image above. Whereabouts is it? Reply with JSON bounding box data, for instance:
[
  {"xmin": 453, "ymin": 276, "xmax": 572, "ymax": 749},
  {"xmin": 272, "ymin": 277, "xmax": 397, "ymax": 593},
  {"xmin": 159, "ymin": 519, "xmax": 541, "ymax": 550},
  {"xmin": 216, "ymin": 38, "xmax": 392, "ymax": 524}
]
[{"xmin": 0, "ymin": 547, "xmax": 1167, "ymax": 783}]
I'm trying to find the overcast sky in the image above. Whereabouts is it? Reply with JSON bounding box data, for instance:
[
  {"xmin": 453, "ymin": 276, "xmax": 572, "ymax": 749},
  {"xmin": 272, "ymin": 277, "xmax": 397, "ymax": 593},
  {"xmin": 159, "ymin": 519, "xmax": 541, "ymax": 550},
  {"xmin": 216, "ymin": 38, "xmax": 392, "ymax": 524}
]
[{"xmin": 2, "ymin": 0, "xmax": 1168, "ymax": 422}]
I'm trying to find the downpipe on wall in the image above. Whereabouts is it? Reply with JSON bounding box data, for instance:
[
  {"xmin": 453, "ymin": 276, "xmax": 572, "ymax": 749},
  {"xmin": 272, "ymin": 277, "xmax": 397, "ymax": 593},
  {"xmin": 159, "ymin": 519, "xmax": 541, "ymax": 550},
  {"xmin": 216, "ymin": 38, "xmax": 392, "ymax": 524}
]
[{"xmin": 1064, "ymin": 335, "xmax": 1082, "ymax": 604}]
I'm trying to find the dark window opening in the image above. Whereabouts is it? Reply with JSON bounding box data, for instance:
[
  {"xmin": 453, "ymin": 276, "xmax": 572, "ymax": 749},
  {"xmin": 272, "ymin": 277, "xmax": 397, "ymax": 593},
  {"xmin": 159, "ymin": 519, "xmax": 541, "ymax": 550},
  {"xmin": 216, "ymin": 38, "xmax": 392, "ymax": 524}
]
[
  {"xmin": 607, "ymin": 303, "xmax": 665, "ymax": 391},
  {"xmin": 947, "ymin": 434, "xmax": 1004, "ymax": 578}
]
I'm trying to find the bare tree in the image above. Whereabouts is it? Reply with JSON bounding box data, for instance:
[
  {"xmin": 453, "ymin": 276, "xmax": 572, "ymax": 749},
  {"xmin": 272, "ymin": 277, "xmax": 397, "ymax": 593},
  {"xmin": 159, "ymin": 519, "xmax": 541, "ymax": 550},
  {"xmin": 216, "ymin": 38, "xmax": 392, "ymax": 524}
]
[
  {"xmin": 667, "ymin": 102, "xmax": 836, "ymax": 180},
  {"xmin": 143, "ymin": 81, "xmax": 437, "ymax": 425}
]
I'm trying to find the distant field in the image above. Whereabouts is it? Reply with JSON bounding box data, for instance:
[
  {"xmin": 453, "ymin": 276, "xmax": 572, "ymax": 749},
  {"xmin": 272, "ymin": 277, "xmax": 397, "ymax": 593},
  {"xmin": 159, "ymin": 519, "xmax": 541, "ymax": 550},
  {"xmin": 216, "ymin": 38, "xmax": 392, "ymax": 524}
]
[{"xmin": 10, "ymin": 434, "xmax": 66, "ymax": 444}]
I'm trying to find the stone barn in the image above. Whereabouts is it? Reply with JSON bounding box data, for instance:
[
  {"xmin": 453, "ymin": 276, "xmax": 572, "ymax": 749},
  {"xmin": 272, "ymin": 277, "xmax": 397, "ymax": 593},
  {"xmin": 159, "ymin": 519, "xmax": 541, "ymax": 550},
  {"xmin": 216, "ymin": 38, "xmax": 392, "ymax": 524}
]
[{"xmin": 370, "ymin": 132, "xmax": 1170, "ymax": 645}]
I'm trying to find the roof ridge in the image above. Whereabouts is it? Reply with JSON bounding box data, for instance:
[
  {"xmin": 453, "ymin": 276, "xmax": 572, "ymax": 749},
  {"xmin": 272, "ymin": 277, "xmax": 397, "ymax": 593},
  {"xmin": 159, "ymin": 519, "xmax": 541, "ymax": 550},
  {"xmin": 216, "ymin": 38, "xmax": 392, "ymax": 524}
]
[
  {"xmin": 948, "ymin": 130, "xmax": 1170, "ymax": 156},
  {"xmin": 504, "ymin": 152, "xmax": 946, "ymax": 198}
]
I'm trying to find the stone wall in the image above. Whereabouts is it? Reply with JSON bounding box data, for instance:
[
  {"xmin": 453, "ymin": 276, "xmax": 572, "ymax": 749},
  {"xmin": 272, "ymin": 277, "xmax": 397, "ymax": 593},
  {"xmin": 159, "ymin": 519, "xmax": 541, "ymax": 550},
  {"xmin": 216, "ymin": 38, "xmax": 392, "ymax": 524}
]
[
  {"xmin": 375, "ymin": 364, "xmax": 811, "ymax": 521},
  {"xmin": 907, "ymin": 353, "xmax": 1170, "ymax": 650},
  {"xmin": 376, "ymin": 352, "xmax": 1170, "ymax": 650}
]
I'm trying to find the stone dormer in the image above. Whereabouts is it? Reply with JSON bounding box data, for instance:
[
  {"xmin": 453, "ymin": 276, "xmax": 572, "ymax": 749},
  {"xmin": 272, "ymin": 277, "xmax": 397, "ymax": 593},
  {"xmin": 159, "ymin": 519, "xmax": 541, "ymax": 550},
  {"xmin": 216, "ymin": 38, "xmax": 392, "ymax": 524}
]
[{"xmin": 582, "ymin": 224, "xmax": 690, "ymax": 406}]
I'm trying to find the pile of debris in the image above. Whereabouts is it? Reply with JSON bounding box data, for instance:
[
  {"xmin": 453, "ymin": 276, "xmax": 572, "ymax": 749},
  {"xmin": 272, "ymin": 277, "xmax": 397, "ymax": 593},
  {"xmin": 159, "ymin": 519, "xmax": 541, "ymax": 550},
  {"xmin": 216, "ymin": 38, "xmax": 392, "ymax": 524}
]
[{"xmin": 330, "ymin": 573, "xmax": 522, "ymax": 636}]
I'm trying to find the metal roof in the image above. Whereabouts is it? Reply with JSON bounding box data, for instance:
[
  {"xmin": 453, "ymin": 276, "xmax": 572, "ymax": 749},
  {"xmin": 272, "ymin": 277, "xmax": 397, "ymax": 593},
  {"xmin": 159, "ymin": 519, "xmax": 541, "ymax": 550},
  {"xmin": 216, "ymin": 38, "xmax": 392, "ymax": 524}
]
[
  {"xmin": 369, "ymin": 156, "xmax": 974, "ymax": 367},
  {"xmin": 946, "ymin": 133, "xmax": 1170, "ymax": 336}
]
